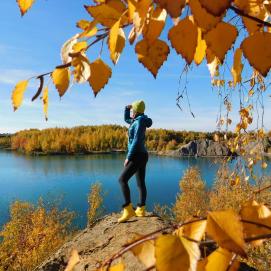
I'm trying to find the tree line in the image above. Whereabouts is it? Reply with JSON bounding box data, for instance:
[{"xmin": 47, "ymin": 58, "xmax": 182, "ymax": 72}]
[{"xmin": 0, "ymin": 125, "xmax": 221, "ymax": 154}]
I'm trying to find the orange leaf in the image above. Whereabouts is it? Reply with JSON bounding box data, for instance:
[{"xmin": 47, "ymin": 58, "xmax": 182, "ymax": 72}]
[
  {"xmin": 135, "ymin": 38, "xmax": 169, "ymax": 78},
  {"xmin": 168, "ymin": 17, "xmax": 198, "ymax": 65}
]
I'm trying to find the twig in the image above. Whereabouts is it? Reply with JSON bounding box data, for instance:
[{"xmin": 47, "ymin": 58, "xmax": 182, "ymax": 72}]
[
  {"xmin": 143, "ymin": 265, "xmax": 155, "ymax": 271},
  {"xmin": 254, "ymin": 184, "xmax": 271, "ymax": 194},
  {"xmin": 241, "ymin": 219, "xmax": 271, "ymax": 231},
  {"xmin": 229, "ymin": 5, "xmax": 271, "ymax": 28}
]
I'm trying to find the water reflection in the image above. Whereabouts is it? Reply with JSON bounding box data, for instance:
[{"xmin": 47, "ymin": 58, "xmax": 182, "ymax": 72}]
[{"xmin": 0, "ymin": 151, "xmax": 270, "ymax": 228}]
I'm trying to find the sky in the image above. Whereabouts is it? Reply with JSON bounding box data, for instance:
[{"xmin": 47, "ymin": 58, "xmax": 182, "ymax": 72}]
[{"xmin": 0, "ymin": 0, "xmax": 270, "ymax": 133}]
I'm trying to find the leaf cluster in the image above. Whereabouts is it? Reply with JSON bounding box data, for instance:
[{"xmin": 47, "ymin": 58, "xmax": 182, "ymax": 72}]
[{"xmin": 12, "ymin": 0, "xmax": 271, "ymax": 119}]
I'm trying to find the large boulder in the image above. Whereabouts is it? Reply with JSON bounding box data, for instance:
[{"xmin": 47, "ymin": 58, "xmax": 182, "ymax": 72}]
[
  {"xmin": 178, "ymin": 139, "xmax": 232, "ymax": 157},
  {"xmin": 36, "ymin": 213, "xmax": 169, "ymax": 271}
]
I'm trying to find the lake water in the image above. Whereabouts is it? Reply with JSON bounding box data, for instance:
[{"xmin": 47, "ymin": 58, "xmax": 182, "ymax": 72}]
[{"xmin": 0, "ymin": 151, "xmax": 269, "ymax": 228}]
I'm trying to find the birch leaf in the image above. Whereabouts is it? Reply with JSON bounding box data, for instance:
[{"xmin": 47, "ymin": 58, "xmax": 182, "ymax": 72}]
[
  {"xmin": 131, "ymin": 237, "xmax": 155, "ymax": 268},
  {"xmin": 12, "ymin": 80, "xmax": 28, "ymax": 111},
  {"xmin": 42, "ymin": 86, "xmax": 48, "ymax": 121},
  {"xmin": 204, "ymin": 22, "xmax": 238, "ymax": 63},
  {"xmin": 17, "ymin": 0, "xmax": 35, "ymax": 16},
  {"xmin": 168, "ymin": 17, "xmax": 198, "ymax": 65},
  {"xmin": 241, "ymin": 32, "xmax": 271, "ymax": 77},
  {"xmin": 231, "ymin": 48, "xmax": 243, "ymax": 86},
  {"xmin": 199, "ymin": 0, "xmax": 232, "ymax": 16},
  {"xmin": 143, "ymin": 7, "xmax": 167, "ymax": 43},
  {"xmin": 206, "ymin": 210, "xmax": 246, "ymax": 257},
  {"xmin": 155, "ymin": 234, "xmax": 190, "ymax": 271},
  {"xmin": 52, "ymin": 68, "xmax": 70, "ymax": 97},
  {"xmin": 61, "ymin": 34, "xmax": 79, "ymax": 64},
  {"xmin": 71, "ymin": 54, "xmax": 91, "ymax": 83},
  {"xmin": 89, "ymin": 59, "xmax": 112, "ymax": 96},
  {"xmin": 189, "ymin": 0, "xmax": 223, "ymax": 32},
  {"xmin": 135, "ymin": 38, "xmax": 169, "ymax": 78},
  {"xmin": 154, "ymin": 0, "xmax": 185, "ymax": 18},
  {"xmin": 194, "ymin": 28, "xmax": 207, "ymax": 65},
  {"xmin": 108, "ymin": 19, "xmax": 126, "ymax": 64},
  {"xmin": 85, "ymin": 1, "xmax": 125, "ymax": 27}
]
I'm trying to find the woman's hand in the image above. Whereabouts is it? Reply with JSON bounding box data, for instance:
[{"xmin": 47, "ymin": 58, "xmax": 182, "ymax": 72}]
[{"xmin": 124, "ymin": 159, "xmax": 129, "ymax": 167}]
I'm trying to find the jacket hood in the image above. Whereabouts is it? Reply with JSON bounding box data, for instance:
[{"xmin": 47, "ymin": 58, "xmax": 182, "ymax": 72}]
[{"xmin": 136, "ymin": 114, "xmax": 152, "ymax": 128}]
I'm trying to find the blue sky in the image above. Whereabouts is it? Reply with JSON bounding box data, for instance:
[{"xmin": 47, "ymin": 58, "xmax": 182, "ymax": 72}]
[{"xmin": 0, "ymin": 0, "xmax": 270, "ymax": 133}]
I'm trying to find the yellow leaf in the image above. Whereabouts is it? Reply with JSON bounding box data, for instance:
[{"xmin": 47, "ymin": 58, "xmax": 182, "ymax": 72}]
[
  {"xmin": 51, "ymin": 68, "xmax": 70, "ymax": 97},
  {"xmin": 17, "ymin": 0, "xmax": 35, "ymax": 16},
  {"xmin": 143, "ymin": 7, "xmax": 167, "ymax": 43},
  {"xmin": 130, "ymin": 237, "xmax": 155, "ymax": 268},
  {"xmin": 181, "ymin": 237, "xmax": 201, "ymax": 271},
  {"xmin": 205, "ymin": 247, "xmax": 234, "ymax": 271},
  {"xmin": 154, "ymin": 0, "xmax": 185, "ymax": 18},
  {"xmin": 234, "ymin": 0, "xmax": 267, "ymax": 34},
  {"xmin": 204, "ymin": 22, "xmax": 238, "ymax": 63},
  {"xmin": 64, "ymin": 249, "xmax": 80, "ymax": 271},
  {"xmin": 71, "ymin": 54, "xmax": 91, "ymax": 83},
  {"xmin": 135, "ymin": 38, "xmax": 169, "ymax": 78},
  {"xmin": 206, "ymin": 49, "xmax": 220, "ymax": 78},
  {"xmin": 189, "ymin": 0, "xmax": 223, "ymax": 32},
  {"xmin": 262, "ymin": 161, "xmax": 268, "ymax": 169},
  {"xmin": 175, "ymin": 220, "xmax": 207, "ymax": 242},
  {"xmin": 241, "ymin": 32, "xmax": 271, "ymax": 77},
  {"xmin": 77, "ymin": 20, "xmax": 98, "ymax": 38},
  {"xmin": 199, "ymin": 0, "xmax": 232, "ymax": 16},
  {"xmin": 155, "ymin": 234, "xmax": 190, "ymax": 271},
  {"xmin": 89, "ymin": 59, "xmax": 112, "ymax": 96},
  {"xmin": 42, "ymin": 87, "xmax": 48, "ymax": 121},
  {"xmin": 128, "ymin": 27, "xmax": 137, "ymax": 45},
  {"xmin": 108, "ymin": 19, "xmax": 126, "ymax": 64},
  {"xmin": 194, "ymin": 28, "xmax": 207, "ymax": 65},
  {"xmin": 168, "ymin": 17, "xmax": 198, "ymax": 65},
  {"xmin": 133, "ymin": 0, "xmax": 152, "ymax": 36},
  {"xmin": 61, "ymin": 34, "xmax": 79, "ymax": 64},
  {"xmin": 85, "ymin": 0, "xmax": 126, "ymax": 27},
  {"xmin": 206, "ymin": 210, "xmax": 246, "ymax": 256},
  {"xmin": 231, "ymin": 48, "xmax": 243, "ymax": 86},
  {"xmin": 11, "ymin": 80, "xmax": 28, "ymax": 111},
  {"xmin": 240, "ymin": 200, "xmax": 271, "ymax": 246},
  {"xmin": 72, "ymin": 41, "xmax": 88, "ymax": 53},
  {"xmin": 128, "ymin": 0, "xmax": 137, "ymax": 22}
]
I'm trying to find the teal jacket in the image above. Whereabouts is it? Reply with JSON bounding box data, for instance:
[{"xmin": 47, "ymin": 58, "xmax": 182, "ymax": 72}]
[{"xmin": 124, "ymin": 107, "xmax": 152, "ymax": 160}]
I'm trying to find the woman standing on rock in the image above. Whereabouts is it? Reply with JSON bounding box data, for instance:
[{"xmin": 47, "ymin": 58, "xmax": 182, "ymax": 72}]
[{"xmin": 118, "ymin": 100, "xmax": 153, "ymax": 223}]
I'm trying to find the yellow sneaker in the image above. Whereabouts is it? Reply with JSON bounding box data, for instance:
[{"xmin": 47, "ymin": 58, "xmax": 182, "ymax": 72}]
[
  {"xmin": 118, "ymin": 203, "xmax": 135, "ymax": 223},
  {"xmin": 135, "ymin": 205, "xmax": 145, "ymax": 217}
]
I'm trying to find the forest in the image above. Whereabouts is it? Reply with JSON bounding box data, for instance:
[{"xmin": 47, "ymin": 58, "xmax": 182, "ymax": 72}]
[{"xmin": 0, "ymin": 126, "xmax": 219, "ymax": 154}]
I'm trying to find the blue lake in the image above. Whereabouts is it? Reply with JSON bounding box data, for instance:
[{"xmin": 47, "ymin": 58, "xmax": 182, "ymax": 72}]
[{"xmin": 0, "ymin": 151, "xmax": 269, "ymax": 228}]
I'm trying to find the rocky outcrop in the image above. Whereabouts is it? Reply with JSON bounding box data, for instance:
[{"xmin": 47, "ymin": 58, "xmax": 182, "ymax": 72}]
[
  {"xmin": 177, "ymin": 139, "xmax": 232, "ymax": 157},
  {"xmin": 36, "ymin": 213, "xmax": 169, "ymax": 271}
]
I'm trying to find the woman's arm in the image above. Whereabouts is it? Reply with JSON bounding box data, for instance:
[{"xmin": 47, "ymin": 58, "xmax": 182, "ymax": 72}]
[{"xmin": 124, "ymin": 106, "xmax": 133, "ymax": 124}]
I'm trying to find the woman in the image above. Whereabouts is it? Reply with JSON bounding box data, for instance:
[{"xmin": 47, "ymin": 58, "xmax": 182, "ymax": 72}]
[{"xmin": 118, "ymin": 100, "xmax": 152, "ymax": 223}]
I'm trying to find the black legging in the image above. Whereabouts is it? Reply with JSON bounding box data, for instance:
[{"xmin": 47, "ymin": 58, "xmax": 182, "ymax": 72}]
[{"xmin": 119, "ymin": 152, "xmax": 148, "ymax": 207}]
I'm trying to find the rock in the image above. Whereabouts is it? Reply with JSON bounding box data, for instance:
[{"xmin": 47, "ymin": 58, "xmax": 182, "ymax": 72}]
[
  {"xmin": 178, "ymin": 139, "xmax": 232, "ymax": 157},
  {"xmin": 36, "ymin": 213, "xmax": 169, "ymax": 271}
]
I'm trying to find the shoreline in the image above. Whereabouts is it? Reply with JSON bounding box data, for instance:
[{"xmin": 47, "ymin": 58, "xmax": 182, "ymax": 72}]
[
  {"xmin": 0, "ymin": 148, "xmax": 236, "ymax": 158},
  {"xmin": 0, "ymin": 147, "xmax": 270, "ymax": 158}
]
